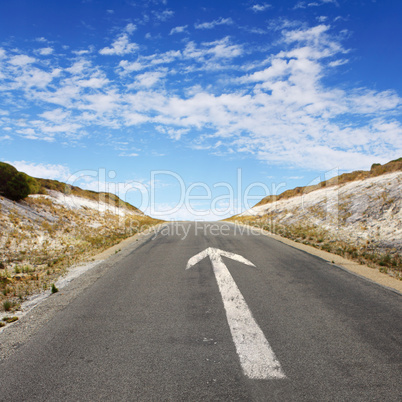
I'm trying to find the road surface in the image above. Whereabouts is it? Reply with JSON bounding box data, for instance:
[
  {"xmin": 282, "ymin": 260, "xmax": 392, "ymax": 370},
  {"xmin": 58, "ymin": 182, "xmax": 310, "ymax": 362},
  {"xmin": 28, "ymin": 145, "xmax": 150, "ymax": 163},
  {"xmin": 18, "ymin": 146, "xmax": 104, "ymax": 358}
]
[{"xmin": 0, "ymin": 222, "xmax": 401, "ymax": 401}]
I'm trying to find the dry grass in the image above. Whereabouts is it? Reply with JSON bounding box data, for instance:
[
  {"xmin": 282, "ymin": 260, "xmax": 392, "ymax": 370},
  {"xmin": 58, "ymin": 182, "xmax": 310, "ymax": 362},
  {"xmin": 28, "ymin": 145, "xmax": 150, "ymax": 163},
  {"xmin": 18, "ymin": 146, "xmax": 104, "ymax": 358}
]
[
  {"xmin": 229, "ymin": 161, "xmax": 402, "ymax": 280},
  {"xmin": 255, "ymin": 158, "xmax": 402, "ymax": 207},
  {"xmin": 35, "ymin": 178, "xmax": 141, "ymax": 213},
  {"xmin": 228, "ymin": 215, "xmax": 402, "ymax": 280}
]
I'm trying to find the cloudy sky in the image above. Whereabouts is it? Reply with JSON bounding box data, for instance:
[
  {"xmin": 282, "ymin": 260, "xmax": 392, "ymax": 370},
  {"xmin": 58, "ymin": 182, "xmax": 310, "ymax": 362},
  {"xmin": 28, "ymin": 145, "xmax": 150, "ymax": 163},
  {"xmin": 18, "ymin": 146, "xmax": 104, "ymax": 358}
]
[{"xmin": 0, "ymin": 0, "xmax": 401, "ymax": 220}]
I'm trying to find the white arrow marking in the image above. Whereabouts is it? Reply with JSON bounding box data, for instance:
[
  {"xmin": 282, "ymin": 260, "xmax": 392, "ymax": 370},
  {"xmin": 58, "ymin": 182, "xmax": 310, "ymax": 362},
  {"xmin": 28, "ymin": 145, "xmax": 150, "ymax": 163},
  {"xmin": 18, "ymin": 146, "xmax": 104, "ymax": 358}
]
[{"xmin": 186, "ymin": 247, "xmax": 286, "ymax": 380}]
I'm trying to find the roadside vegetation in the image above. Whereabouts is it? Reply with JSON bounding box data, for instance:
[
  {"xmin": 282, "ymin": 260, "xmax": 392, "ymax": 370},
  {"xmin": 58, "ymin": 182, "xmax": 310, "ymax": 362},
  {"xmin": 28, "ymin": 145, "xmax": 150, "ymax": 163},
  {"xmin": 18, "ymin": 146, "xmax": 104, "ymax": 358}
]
[
  {"xmin": 255, "ymin": 158, "xmax": 402, "ymax": 207},
  {"xmin": 0, "ymin": 161, "xmax": 162, "ymax": 316},
  {"xmin": 229, "ymin": 216, "xmax": 401, "ymax": 279},
  {"xmin": 0, "ymin": 194, "xmax": 161, "ymax": 314},
  {"xmin": 227, "ymin": 158, "xmax": 402, "ymax": 280},
  {"xmin": 0, "ymin": 161, "xmax": 141, "ymax": 213}
]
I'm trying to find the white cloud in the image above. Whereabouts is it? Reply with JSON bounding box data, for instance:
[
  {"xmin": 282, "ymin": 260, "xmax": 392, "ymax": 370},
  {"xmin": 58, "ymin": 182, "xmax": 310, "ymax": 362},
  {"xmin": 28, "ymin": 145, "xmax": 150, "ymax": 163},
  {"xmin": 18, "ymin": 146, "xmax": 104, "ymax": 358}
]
[
  {"xmin": 148, "ymin": 50, "xmax": 181, "ymax": 65},
  {"xmin": 99, "ymin": 34, "xmax": 138, "ymax": 55},
  {"xmin": 153, "ymin": 9, "xmax": 174, "ymax": 21},
  {"xmin": 184, "ymin": 37, "xmax": 243, "ymax": 61},
  {"xmin": 295, "ymin": 0, "xmax": 338, "ymax": 9},
  {"xmin": 170, "ymin": 25, "xmax": 188, "ymax": 35},
  {"xmin": 204, "ymin": 37, "xmax": 243, "ymax": 58},
  {"xmin": 125, "ymin": 23, "xmax": 137, "ymax": 34},
  {"xmin": 132, "ymin": 71, "xmax": 166, "ymax": 88},
  {"xmin": 119, "ymin": 152, "xmax": 139, "ymax": 157},
  {"xmin": 123, "ymin": 111, "xmax": 149, "ymax": 126},
  {"xmin": 195, "ymin": 17, "xmax": 234, "ymax": 30},
  {"xmin": 267, "ymin": 18, "xmax": 301, "ymax": 32},
  {"xmin": 39, "ymin": 123, "xmax": 82, "ymax": 136},
  {"xmin": 66, "ymin": 59, "xmax": 92, "ymax": 75},
  {"xmin": 0, "ymin": 22, "xmax": 401, "ymax": 172},
  {"xmin": 76, "ymin": 70, "xmax": 109, "ymax": 88},
  {"xmin": 72, "ymin": 48, "xmax": 93, "ymax": 56},
  {"xmin": 16, "ymin": 126, "xmax": 56, "ymax": 141},
  {"xmin": 40, "ymin": 108, "xmax": 70, "ymax": 122},
  {"xmin": 156, "ymin": 125, "xmax": 189, "ymax": 140},
  {"xmin": 37, "ymin": 47, "xmax": 54, "ymax": 55},
  {"xmin": 34, "ymin": 84, "xmax": 81, "ymax": 108},
  {"xmin": 8, "ymin": 161, "xmax": 71, "ymax": 180},
  {"xmin": 328, "ymin": 58, "xmax": 348, "ymax": 67},
  {"xmin": 251, "ymin": 3, "xmax": 272, "ymax": 12},
  {"xmin": 16, "ymin": 128, "xmax": 37, "ymax": 138},
  {"xmin": 14, "ymin": 67, "xmax": 61, "ymax": 89},
  {"xmin": 118, "ymin": 60, "xmax": 146, "ymax": 74},
  {"xmin": 347, "ymin": 89, "xmax": 400, "ymax": 114},
  {"xmin": 81, "ymin": 91, "xmax": 121, "ymax": 114},
  {"xmin": 9, "ymin": 55, "xmax": 36, "ymax": 66}
]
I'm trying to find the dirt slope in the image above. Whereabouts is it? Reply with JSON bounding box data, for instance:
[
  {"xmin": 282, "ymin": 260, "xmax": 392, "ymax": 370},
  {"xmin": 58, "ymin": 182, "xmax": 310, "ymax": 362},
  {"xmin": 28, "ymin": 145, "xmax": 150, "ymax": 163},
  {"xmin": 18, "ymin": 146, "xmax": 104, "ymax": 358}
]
[
  {"xmin": 230, "ymin": 159, "xmax": 402, "ymax": 279},
  {"xmin": 0, "ymin": 188, "xmax": 160, "ymax": 316}
]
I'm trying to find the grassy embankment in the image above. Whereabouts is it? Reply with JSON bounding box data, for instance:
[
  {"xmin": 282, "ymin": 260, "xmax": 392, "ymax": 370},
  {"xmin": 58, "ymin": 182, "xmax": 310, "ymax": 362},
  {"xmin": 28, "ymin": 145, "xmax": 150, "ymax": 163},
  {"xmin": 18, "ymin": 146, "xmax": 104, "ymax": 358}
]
[
  {"xmin": 0, "ymin": 163, "xmax": 162, "ymax": 314},
  {"xmin": 227, "ymin": 158, "xmax": 402, "ymax": 279}
]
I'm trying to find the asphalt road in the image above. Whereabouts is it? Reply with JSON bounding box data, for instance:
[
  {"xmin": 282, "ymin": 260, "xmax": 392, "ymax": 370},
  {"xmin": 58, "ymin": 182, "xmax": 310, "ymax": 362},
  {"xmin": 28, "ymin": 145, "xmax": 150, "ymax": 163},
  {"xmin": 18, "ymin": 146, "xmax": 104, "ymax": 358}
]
[{"xmin": 1, "ymin": 222, "xmax": 401, "ymax": 401}]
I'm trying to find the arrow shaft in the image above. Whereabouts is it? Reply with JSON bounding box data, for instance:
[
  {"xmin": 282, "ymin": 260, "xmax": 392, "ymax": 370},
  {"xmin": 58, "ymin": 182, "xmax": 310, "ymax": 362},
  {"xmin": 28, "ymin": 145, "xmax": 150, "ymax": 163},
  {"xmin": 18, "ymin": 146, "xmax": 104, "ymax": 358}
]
[{"xmin": 211, "ymin": 255, "xmax": 286, "ymax": 380}]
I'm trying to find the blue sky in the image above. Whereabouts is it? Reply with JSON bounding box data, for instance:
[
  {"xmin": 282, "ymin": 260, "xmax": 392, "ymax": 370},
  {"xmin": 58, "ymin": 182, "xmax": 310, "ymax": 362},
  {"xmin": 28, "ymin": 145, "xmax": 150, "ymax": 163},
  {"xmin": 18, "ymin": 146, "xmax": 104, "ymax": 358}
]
[{"xmin": 0, "ymin": 0, "xmax": 401, "ymax": 220}]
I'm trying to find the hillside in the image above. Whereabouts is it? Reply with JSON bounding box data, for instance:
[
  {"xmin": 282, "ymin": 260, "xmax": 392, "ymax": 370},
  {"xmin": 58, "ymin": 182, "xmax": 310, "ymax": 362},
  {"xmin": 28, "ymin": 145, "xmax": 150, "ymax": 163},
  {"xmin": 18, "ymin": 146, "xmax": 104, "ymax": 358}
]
[
  {"xmin": 0, "ymin": 162, "xmax": 161, "ymax": 316},
  {"xmin": 255, "ymin": 158, "xmax": 402, "ymax": 207},
  {"xmin": 229, "ymin": 159, "xmax": 402, "ymax": 279}
]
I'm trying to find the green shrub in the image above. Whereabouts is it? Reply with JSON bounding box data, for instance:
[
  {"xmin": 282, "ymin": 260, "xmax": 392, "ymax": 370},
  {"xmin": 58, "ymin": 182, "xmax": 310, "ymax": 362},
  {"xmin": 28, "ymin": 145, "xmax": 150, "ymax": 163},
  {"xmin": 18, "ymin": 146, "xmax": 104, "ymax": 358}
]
[
  {"xmin": 3, "ymin": 300, "xmax": 12, "ymax": 311},
  {"xmin": 0, "ymin": 162, "xmax": 18, "ymax": 183},
  {"xmin": 22, "ymin": 173, "xmax": 41, "ymax": 194},
  {"xmin": 6, "ymin": 172, "xmax": 31, "ymax": 201},
  {"xmin": 0, "ymin": 162, "xmax": 18, "ymax": 196},
  {"xmin": 0, "ymin": 161, "xmax": 41, "ymax": 201}
]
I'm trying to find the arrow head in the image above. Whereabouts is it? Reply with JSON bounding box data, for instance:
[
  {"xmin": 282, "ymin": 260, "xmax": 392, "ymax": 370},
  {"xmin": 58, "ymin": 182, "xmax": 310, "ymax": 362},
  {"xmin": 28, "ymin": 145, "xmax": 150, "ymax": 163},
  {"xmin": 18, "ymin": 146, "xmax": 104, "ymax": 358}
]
[{"xmin": 186, "ymin": 247, "xmax": 255, "ymax": 270}]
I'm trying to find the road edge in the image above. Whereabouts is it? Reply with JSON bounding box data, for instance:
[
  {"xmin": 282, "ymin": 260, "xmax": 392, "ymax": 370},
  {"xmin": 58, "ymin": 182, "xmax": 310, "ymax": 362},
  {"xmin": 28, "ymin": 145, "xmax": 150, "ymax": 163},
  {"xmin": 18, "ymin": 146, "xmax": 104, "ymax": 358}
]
[
  {"xmin": 0, "ymin": 224, "xmax": 163, "ymax": 360},
  {"xmin": 229, "ymin": 222, "xmax": 402, "ymax": 295}
]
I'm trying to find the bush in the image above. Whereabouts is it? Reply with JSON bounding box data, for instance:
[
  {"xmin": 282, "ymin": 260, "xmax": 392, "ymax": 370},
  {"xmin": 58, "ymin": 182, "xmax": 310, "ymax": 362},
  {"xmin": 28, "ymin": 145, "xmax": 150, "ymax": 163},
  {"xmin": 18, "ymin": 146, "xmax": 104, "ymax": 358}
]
[
  {"xmin": 22, "ymin": 173, "xmax": 41, "ymax": 194},
  {"xmin": 6, "ymin": 172, "xmax": 31, "ymax": 201},
  {"xmin": 0, "ymin": 162, "xmax": 40, "ymax": 201},
  {"xmin": 0, "ymin": 162, "xmax": 18, "ymax": 195},
  {"xmin": 3, "ymin": 300, "xmax": 12, "ymax": 311}
]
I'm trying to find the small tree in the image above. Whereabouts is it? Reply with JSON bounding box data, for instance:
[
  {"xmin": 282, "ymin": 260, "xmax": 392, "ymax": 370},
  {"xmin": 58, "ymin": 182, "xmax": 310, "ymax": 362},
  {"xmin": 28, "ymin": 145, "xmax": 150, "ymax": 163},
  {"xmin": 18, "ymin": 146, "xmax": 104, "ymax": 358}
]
[
  {"xmin": 0, "ymin": 162, "xmax": 18, "ymax": 195},
  {"xmin": 6, "ymin": 172, "xmax": 31, "ymax": 201},
  {"xmin": 0, "ymin": 161, "xmax": 41, "ymax": 200},
  {"xmin": 21, "ymin": 173, "xmax": 41, "ymax": 194}
]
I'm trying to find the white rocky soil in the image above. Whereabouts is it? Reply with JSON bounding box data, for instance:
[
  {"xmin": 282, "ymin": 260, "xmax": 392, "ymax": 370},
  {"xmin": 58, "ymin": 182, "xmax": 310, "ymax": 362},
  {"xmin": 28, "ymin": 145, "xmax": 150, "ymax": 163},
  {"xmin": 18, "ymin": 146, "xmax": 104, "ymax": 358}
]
[
  {"xmin": 239, "ymin": 171, "xmax": 402, "ymax": 252},
  {"xmin": 0, "ymin": 189, "xmax": 157, "ymax": 317},
  {"xmin": 0, "ymin": 190, "xmax": 145, "ymax": 266}
]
